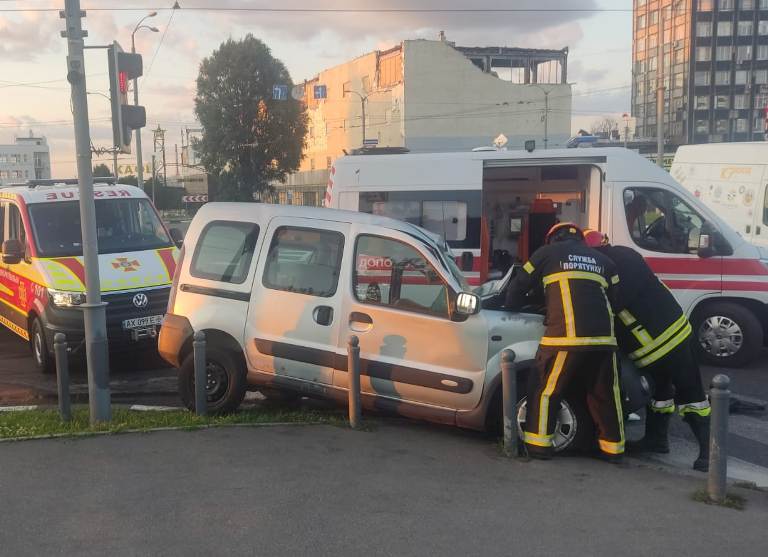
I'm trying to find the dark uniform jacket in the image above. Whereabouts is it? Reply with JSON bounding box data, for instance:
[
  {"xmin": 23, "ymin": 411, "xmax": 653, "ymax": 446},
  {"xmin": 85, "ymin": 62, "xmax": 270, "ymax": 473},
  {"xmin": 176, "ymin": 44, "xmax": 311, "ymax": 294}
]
[
  {"xmin": 505, "ymin": 240, "xmax": 621, "ymax": 351},
  {"xmin": 595, "ymin": 245, "xmax": 691, "ymax": 368}
]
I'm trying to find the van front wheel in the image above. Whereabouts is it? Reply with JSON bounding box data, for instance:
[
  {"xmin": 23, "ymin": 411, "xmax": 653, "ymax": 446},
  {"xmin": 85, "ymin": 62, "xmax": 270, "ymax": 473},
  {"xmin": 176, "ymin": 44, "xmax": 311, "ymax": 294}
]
[
  {"xmin": 30, "ymin": 318, "xmax": 55, "ymax": 375},
  {"xmin": 692, "ymin": 302, "xmax": 762, "ymax": 368},
  {"xmin": 178, "ymin": 348, "xmax": 247, "ymax": 414}
]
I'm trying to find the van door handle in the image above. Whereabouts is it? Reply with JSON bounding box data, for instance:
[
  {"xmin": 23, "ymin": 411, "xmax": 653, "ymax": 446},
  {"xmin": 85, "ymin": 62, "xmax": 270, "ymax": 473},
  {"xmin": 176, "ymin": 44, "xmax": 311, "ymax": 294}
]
[
  {"xmin": 313, "ymin": 306, "xmax": 334, "ymax": 326},
  {"xmin": 349, "ymin": 311, "xmax": 373, "ymax": 333},
  {"xmin": 746, "ymin": 225, "xmax": 751, "ymax": 234}
]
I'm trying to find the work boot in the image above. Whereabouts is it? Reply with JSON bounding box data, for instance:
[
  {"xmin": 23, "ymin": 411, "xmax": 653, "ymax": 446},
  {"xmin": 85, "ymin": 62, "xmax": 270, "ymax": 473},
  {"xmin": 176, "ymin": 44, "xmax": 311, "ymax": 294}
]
[
  {"xmin": 684, "ymin": 413, "xmax": 710, "ymax": 473},
  {"xmin": 627, "ymin": 410, "xmax": 671, "ymax": 454}
]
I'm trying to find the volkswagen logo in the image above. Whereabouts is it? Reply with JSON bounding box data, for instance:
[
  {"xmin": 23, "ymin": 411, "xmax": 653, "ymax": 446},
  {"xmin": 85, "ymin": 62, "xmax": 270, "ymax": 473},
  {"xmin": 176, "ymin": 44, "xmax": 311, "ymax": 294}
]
[{"xmin": 132, "ymin": 293, "xmax": 149, "ymax": 309}]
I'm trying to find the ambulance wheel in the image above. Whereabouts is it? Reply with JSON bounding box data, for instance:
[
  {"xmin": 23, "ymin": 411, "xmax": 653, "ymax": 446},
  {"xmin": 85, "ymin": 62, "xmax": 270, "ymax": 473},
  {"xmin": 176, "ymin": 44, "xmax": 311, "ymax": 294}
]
[
  {"xmin": 30, "ymin": 318, "xmax": 55, "ymax": 375},
  {"xmin": 178, "ymin": 348, "xmax": 246, "ymax": 414},
  {"xmin": 692, "ymin": 302, "xmax": 762, "ymax": 368}
]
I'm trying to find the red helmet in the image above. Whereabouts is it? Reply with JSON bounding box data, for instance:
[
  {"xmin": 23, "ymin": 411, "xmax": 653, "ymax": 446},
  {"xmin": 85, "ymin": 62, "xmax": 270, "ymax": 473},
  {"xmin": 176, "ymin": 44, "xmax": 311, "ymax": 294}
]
[
  {"xmin": 545, "ymin": 222, "xmax": 584, "ymax": 244},
  {"xmin": 583, "ymin": 228, "xmax": 608, "ymax": 248}
]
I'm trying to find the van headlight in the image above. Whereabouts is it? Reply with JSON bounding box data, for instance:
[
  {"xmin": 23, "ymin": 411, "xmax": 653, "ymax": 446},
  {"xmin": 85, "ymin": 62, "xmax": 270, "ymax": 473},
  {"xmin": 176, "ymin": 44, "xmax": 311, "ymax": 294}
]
[{"xmin": 48, "ymin": 289, "xmax": 86, "ymax": 308}]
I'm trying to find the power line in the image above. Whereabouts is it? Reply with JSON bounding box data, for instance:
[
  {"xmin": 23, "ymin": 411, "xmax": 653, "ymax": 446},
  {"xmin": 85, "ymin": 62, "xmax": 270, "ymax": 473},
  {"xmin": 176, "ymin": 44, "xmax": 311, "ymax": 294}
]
[{"xmin": 143, "ymin": 5, "xmax": 179, "ymax": 84}]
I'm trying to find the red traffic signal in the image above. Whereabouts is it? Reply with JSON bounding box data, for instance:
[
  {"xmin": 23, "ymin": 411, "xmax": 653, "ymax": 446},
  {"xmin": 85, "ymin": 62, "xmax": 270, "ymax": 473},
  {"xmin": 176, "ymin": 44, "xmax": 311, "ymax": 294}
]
[{"xmin": 108, "ymin": 41, "xmax": 144, "ymax": 153}]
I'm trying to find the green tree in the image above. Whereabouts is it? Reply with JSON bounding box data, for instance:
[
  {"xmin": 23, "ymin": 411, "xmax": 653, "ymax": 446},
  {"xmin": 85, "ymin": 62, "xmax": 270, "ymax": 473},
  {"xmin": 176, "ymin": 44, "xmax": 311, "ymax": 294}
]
[
  {"xmin": 93, "ymin": 163, "xmax": 113, "ymax": 177},
  {"xmin": 194, "ymin": 34, "xmax": 307, "ymax": 201},
  {"xmin": 117, "ymin": 174, "xmax": 138, "ymax": 186}
]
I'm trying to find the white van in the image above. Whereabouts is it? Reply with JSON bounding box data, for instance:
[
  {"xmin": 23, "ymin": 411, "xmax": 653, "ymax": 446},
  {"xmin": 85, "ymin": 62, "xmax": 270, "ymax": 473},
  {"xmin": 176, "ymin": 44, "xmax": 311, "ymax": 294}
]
[
  {"xmin": 326, "ymin": 147, "xmax": 768, "ymax": 367},
  {"xmin": 671, "ymin": 142, "xmax": 768, "ymax": 247}
]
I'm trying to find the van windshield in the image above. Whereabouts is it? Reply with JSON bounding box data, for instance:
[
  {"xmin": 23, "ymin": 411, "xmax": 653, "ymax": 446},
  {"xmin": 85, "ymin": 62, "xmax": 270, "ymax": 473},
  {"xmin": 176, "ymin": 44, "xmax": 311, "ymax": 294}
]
[{"xmin": 28, "ymin": 199, "xmax": 172, "ymax": 257}]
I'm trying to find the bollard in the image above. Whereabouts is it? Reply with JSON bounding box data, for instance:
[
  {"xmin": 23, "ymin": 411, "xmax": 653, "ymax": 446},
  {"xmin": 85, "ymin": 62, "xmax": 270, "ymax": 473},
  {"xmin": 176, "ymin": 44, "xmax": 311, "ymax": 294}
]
[
  {"xmin": 347, "ymin": 335, "xmax": 362, "ymax": 429},
  {"xmin": 501, "ymin": 349, "xmax": 518, "ymax": 457},
  {"xmin": 192, "ymin": 331, "xmax": 207, "ymax": 417},
  {"xmin": 53, "ymin": 333, "xmax": 71, "ymax": 422},
  {"xmin": 708, "ymin": 374, "xmax": 730, "ymax": 504}
]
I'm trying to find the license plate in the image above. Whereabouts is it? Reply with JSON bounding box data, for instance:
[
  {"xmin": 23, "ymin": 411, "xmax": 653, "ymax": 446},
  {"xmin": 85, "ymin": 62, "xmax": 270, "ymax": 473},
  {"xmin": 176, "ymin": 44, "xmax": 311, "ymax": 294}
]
[{"xmin": 122, "ymin": 315, "xmax": 164, "ymax": 330}]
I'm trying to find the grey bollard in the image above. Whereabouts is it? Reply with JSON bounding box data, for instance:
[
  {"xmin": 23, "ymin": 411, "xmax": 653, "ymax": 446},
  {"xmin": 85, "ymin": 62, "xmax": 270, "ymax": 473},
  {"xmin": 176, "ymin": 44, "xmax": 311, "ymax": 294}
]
[
  {"xmin": 708, "ymin": 374, "xmax": 730, "ymax": 504},
  {"xmin": 501, "ymin": 350, "xmax": 518, "ymax": 457},
  {"xmin": 193, "ymin": 331, "xmax": 207, "ymax": 416},
  {"xmin": 347, "ymin": 335, "xmax": 362, "ymax": 429},
  {"xmin": 53, "ymin": 333, "xmax": 71, "ymax": 422}
]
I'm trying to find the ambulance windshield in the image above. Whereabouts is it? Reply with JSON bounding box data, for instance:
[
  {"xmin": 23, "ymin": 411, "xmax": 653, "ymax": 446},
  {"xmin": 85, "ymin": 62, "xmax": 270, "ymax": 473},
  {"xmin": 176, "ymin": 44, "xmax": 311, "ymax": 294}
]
[{"xmin": 28, "ymin": 199, "xmax": 172, "ymax": 257}]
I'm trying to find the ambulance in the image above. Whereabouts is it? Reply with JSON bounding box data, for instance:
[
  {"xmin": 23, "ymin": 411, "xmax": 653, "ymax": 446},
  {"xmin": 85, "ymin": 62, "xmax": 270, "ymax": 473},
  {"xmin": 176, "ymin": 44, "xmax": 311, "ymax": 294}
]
[
  {"xmin": 325, "ymin": 147, "xmax": 768, "ymax": 368},
  {"xmin": 0, "ymin": 181, "xmax": 179, "ymax": 372}
]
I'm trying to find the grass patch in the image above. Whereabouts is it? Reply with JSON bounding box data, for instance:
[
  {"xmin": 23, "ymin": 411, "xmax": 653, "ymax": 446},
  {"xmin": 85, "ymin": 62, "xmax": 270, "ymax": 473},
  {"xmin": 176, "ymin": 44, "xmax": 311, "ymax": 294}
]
[
  {"xmin": 0, "ymin": 406, "xmax": 346, "ymax": 440},
  {"xmin": 692, "ymin": 489, "xmax": 746, "ymax": 511}
]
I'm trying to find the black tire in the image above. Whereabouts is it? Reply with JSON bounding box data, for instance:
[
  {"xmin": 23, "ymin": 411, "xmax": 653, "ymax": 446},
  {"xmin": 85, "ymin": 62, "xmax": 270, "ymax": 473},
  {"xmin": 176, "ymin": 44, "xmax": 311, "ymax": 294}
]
[
  {"xmin": 30, "ymin": 318, "xmax": 55, "ymax": 374},
  {"xmin": 691, "ymin": 302, "xmax": 762, "ymax": 368},
  {"xmin": 178, "ymin": 347, "xmax": 247, "ymax": 414}
]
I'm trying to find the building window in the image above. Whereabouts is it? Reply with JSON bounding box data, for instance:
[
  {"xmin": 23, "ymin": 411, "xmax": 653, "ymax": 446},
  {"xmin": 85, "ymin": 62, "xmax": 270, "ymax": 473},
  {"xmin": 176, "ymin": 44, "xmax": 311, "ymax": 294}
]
[
  {"xmin": 648, "ymin": 34, "xmax": 658, "ymax": 49},
  {"xmin": 756, "ymin": 114, "xmax": 766, "ymax": 130},
  {"xmin": 734, "ymin": 94, "xmax": 750, "ymax": 108},
  {"xmin": 736, "ymin": 118, "xmax": 750, "ymax": 132},
  {"xmin": 719, "ymin": 0, "xmax": 735, "ymax": 10},
  {"xmin": 695, "ymin": 71, "xmax": 711, "ymax": 85},
  {"xmin": 715, "ymin": 70, "xmax": 731, "ymax": 85},
  {"xmin": 761, "ymin": 0, "xmax": 768, "ymax": 8},
  {"xmin": 717, "ymin": 21, "xmax": 733, "ymax": 36},
  {"xmin": 650, "ymin": 11, "xmax": 659, "ymax": 25},
  {"xmin": 696, "ymin": 46, "xmax": 712, "ymax": 61},
  {"xmin": 716, "ymin": 46, "xmax": 733, "ymax": 60},
  {"xmin": 738, "ymin": 21, "xmax": 754, "ymax": 36},
  {"xmin": 742, "ymin": 0, "xmax": 755, "ymax": 9},
  {"xmin": 696, "ymin": 95, "xmax": 711, "ymax": 109},
  {"xmin": 758, "ymin": 45, "xmax": 768, "ymax": 60},
  {"xmin": 737, "ymin": 45, "xmax": 753, "ymax": 62},
  {"xmin": 735, "ymin": 69, "xmax": 749, "ymax": 84},
  {"xmin": 636, "ymin": 37, "xmax": 646, "ymax": 52},
  {"xmin": 637, "ymin": 14, "xmax": 646, "ymax": 29},
  {"xmin": 755, "ymin": 69, "xmax": 768, "ymax": 83},
  {"xmin": 715, "ymin": 94, "xmax": 730, "ymax": 108},
  {"xmin": 716, "ymin": 119, "xmax": 729, "ymax": 133},
  {"xmin": 700, "ymin": 0, "xmax": 714, "ymax": 9},
  {"xmin": 697, "ymin": 22, "xmax": 713, "ymax": 37},
  {"xmin": 759, "ymin": 21, "xmax": 768, "ymax": 35}
]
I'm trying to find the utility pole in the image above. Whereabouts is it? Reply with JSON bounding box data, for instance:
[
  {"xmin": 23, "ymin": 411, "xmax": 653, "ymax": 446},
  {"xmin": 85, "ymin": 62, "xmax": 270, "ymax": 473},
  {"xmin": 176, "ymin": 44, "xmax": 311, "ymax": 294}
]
[
  {"xmin": 623, "ymin": 113, "xmax": 630, "ymax": 149},
  {"xmin": 151, "ymin": 154, "xmax": 157, "ymax": 204},
  {"xmin": 60, "ymin": 0, "xmax": 111, "ymax": 423},
  {"xmin": 656, "ymin": 3, "xmax": 665, "ymax": 168},
  {"xmin": 530, "ymin": 84, "xmax": 550, "ymax": 149},
  {"xmin": 153, "ymin": 124, "xmax": 167, "ymax": 189}
]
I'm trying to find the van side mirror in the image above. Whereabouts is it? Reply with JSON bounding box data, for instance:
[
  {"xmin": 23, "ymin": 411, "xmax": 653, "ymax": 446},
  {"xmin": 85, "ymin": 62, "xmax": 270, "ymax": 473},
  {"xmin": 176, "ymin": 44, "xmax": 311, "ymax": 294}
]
[
  {"xmin": 1, "ymin": 239, "xmax": 23, "ymax": 265},
  {"xmin": 455, "ymin": 292, "xmax": 480, "ymax": 316},
  {"xmin": 169, "ymin": 227, "xmax": 184, "ymax": 248},
  {"xmin": 697, "ymin": 233, "xmax": 714, "ymax": 259}
]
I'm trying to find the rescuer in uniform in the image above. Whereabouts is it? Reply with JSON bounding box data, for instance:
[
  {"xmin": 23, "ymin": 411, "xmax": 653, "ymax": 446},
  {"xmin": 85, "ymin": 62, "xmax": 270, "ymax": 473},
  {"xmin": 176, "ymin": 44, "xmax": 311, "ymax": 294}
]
[
  {"xmin": 584, "ymin": 229, "xmax": 711, "ymax": 472},
  {"xmin": 505, "ymin": 223, "xmax": 625, "ymax": 462}
]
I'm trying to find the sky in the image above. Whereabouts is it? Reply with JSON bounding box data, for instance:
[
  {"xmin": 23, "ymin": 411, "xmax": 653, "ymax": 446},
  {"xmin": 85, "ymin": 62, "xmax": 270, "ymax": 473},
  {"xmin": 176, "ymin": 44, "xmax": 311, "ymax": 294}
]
[{"xmin": 0, "ymin": 0, "xmax": 633, "ymax": 177}]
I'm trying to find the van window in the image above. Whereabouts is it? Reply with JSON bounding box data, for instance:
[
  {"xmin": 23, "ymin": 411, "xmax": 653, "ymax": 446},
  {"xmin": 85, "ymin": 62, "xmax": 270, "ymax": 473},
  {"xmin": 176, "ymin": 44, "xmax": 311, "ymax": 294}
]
[
  {"xmin": 263, "ymin": 227, "xmax": 344, "ymax": 297},
  {"xmin": 354, "ymin": 235, "xmax": 448, "ymax": 318},
  {"xmin": 624, "ymin": 187, "xmax": 704, "ymax": 254},
  {"xmin": 763, "ymin": 186, "xmax": 768, "ymax": 227},
  {"xmin": 190, "ymin": 221, "xmax": 259, "ymax": 284},
  {"xmin": 8, "ymin": 204, "xmax": 26, "ymax": 246}
]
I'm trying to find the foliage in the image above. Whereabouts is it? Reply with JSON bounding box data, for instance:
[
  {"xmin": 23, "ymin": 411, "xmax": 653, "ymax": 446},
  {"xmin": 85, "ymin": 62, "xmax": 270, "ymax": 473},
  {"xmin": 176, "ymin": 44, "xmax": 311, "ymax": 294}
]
[
  {"xmin": 0, "ymin": 406, "xmax": 345, "ymax": 440},
  {"xmin": 194, "ymin": 34, "xmax": 307, "ymax": 202},
  {"xmin": 117, "ymin": 174, "xmax": 138, "ymax": 186},
  {"xmin": 590, "ymin": 117, "xmax": 620, "ymax": 139},
  {"xmin": 92, "ymin": 163, "xmax": 113, "ymax": 177}
]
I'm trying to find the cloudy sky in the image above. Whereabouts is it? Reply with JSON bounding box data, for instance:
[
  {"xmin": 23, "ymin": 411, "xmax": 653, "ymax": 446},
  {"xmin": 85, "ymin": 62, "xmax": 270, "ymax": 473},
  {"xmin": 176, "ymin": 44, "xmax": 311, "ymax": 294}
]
[{"xmin": 0, "ymin": 0, "xmax": 633, "ymax": 176}]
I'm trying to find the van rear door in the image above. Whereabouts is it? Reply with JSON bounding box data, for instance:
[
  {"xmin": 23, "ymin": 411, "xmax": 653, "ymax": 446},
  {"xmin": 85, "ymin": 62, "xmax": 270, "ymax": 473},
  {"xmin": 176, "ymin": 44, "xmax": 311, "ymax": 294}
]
[{"xmin": 244, "ymin": 217, "xmax": 350, "ymax": 388}]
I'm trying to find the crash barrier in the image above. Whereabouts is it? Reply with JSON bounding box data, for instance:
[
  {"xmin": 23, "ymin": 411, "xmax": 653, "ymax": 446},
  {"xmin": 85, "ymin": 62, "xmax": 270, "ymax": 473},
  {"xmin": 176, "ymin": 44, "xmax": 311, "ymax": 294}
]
[
  {"xmin": 501, "ymin": 350, "xmax": 520, "ymax": 457},
  {"xmin": 347, "ymin": 335, "xmax": 362, "ymax": 429},
  {"xmin": 708, "ymin": 374, "xmax": 730, "ymax": 504},
  {"xmin": 192, "ymin": 331, "xmax": 207, "ymax": 417},
  {"xmin": 53, "ymin": 333, "xmax": 72, "ymax": 421}
]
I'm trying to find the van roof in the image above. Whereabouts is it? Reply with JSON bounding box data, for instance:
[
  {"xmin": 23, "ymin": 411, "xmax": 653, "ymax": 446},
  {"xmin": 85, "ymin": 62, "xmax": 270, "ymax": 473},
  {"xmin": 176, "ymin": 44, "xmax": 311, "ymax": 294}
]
[
  {"xmin": 333, "ymin": 146, "xmax": 672, "ymax": 185},
  {"xmin": 674, "ymin": 142, "xmax": 768, "ymax": 165},
  {"xmin": 196, "ymin": 202, "xmax": 444, "ymax": 245},
  {"xmin": 0, "ymin": 182, "xmax": 148, "ymax": 204}
]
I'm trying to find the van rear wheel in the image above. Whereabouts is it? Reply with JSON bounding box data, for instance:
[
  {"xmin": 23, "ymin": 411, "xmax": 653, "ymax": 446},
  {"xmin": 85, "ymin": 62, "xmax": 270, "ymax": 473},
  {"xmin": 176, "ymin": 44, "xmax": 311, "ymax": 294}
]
[
  {"xmin": 178, "ymin": 347, "xmax": 247, "ymax": 414},
  {"xmin": 30, "ymin": 318, "xmax": 55, "ymax": 375},
  {"xmin": 692, "ymin": 302, "xmax": 762, "ymax": 368}
]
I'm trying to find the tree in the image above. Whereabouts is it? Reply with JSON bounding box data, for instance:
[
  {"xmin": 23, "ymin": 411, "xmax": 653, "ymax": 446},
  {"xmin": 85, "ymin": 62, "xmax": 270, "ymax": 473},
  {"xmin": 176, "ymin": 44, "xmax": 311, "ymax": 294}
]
[
  {"xmin": 590, "ymin": 118, "xmax": 620, "ymax": 139},
  {"xmin": 93, "ymin": 163, "xmax": 113, "ymax": 177},
  {"xmin": 117, "ymin": 174, "xmax": 138, "ymax": 186},
  {"xmin": 194, "ymin": 34, "xmax": 307, "ymax": 202}
]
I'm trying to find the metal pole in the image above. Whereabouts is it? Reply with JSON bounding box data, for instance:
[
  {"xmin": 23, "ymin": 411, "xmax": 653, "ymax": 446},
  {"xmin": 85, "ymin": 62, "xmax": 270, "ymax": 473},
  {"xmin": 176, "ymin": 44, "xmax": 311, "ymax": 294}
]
[
  {"xmin": 361, "ymin": 97, "xmax": 366, "ymax": 147},
  {"xmin": 347, "ymin": 335, "xmax": 361, "ymax": 429},
  {"xmin": 112, "ymin": 149, "xmax": 118, "ymax": 180},
  {"xmin": 151, "ymin": 154, "xmax": 156, "ymax": 203},
  {"xmin": 708, "ymin": 374, "xmax": 730, "ymax": 504},
  {"xmin": 61, "ymin": 0, "xmax": 111, "ymax": 424},
  {"xmin": 656, "ymin": 3, "xmax": 665, "ymax": 167},
  {"xmin": 193, "ymin": 330, "xmax": 207, "ymax": 416},
  {"xmin": 53, "ymin": 333, "xmax": 71, "ymax": 422},
  {"xmin": 501, "ymin": 350, "xmax": 518, "ymax": 457},
  {"xmin": 132, "ymin": 35, "xmax": 145, "ymax": 192},
  {"xmin": 543, "ymin": 91, "xmax": 549, "ymax": 150}
]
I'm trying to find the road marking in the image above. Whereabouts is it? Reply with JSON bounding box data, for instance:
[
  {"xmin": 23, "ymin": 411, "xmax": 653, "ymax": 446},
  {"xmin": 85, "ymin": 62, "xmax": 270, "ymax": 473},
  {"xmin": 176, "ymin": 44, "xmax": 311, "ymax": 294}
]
[
  {"xmin": 0, "ymin": 405, "xmax": 38, "ymax": 412},
  {"xmin": 128, "ymin": 405, "xmax": 179, "ymax": 412}
]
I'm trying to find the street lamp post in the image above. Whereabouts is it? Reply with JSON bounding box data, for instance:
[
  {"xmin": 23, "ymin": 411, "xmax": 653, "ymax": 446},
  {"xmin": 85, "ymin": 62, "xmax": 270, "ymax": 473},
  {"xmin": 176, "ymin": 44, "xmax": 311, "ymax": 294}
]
[
  {"xmin": 346, "ymin": 89, "xmax": 391, "ymax": 147},
  {"xmin": 529, "ymin": 84, "xmax": 551, "ymax": 149},
  {"xmin": 131, "ymin": 12, "xmax": 159, "ymax": 193}
]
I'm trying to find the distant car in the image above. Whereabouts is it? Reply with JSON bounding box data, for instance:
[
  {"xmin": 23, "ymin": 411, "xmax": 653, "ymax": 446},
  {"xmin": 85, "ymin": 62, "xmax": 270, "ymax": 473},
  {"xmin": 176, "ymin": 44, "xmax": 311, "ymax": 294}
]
[{"xmin": 159, "ymin": 203, "xmax": 648, "ymax": 451}]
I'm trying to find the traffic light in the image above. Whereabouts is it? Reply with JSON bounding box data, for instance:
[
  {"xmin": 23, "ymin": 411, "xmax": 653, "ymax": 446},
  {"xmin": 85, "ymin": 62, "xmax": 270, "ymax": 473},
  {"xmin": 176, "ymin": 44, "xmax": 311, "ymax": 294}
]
[{"xmin": 107, "ymin": 41, "xmax": 146, "ymax": 154}]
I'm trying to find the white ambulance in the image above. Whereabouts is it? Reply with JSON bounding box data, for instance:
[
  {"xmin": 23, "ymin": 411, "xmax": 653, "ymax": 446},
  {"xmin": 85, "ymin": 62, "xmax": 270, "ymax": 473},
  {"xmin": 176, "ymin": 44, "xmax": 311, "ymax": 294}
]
[
  {"xmin": 0, "ymin": 181, "xmax": 180, "ymax": 372},
  {"xmin": 326, "ymin": 147, "xmax": 768, "ymax": 368},
  {"xmin": 671, "ymin": 142, "xmax": 768, "ymax": 248}
]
